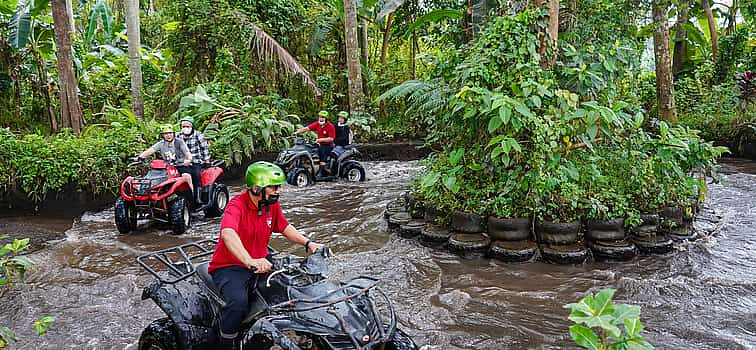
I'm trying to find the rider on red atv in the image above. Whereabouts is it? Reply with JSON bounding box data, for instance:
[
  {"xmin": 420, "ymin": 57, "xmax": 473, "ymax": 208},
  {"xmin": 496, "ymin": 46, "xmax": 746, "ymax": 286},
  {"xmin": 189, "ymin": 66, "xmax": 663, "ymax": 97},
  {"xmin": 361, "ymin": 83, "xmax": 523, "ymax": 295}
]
[{"xmin": 137, "ymin": 124, "xmax": 195, "ymax": 192}]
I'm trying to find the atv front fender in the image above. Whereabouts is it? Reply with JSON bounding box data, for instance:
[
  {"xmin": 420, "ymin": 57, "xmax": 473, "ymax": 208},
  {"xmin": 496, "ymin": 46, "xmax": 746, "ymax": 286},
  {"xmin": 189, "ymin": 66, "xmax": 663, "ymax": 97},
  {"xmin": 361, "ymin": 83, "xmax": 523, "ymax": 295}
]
[{"xmin": 142, "ymin": 278, "xmax": 220, "ymax": 350}]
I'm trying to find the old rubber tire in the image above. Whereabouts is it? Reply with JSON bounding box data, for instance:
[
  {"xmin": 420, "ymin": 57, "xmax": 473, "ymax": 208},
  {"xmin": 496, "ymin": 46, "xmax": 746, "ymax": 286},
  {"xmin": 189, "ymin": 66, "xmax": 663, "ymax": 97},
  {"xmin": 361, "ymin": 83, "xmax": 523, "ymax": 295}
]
[
  {"xmin": 388, "ymin": 212, "xmax": 412, "ymax": 230},
  {"xmin": 587, "ymin": 239, "xmax": 636, "ymax": 261},
  {"xmin": 488, "ymin": 240, "xmax": 538, "ymax": 263},
  {"xmin": 342, "ymin": 163, "xmax": 366, "ymax": 182},
  {"xmin": 399, "ymin": 221, "xmax": 425, "ymax": 238},
  {"xmin": 420, "ymin": 224, "xmax": 452, "ymax": 243},
  {"xmin": 204, "ymin": 184, "xmax": 229, "ymax": 218},
  {"xmin": 487, "ymin": 217, "xmax": 531, "ymax": 241},
  {"xmin": 666, "ymin": 226, "xmax": 697, "ymax": 241},
  {"xmin": 535, "ymin": 221, "xmax": 581, "ymax": 245},
  {"xmin": 385, "ymin": 199, "xmax": 407, "ymax": 220},
  {"xmin": 448, "ymin": 233, "xmax": 491, "ymax": 252},
  {"xmin": 631, "ymin": 235, "xmax": 674, "ymax": 254},
  {"xmin": 450, "ymin": 211, "xmax": 485, "ymax": 233},
  {"xmin": 169, "ymin": 197, "xmax": 190, "ymax": 235},
  {"xmin": 631, "ymin": 224, "xmax": 658, "ymax": 238},
  {"xmin": 540, "ymin": 244, "xmax": 590, "ymax": 265},
  {"xmin": 115, "ymin": 196, "xmax": 137, "ymax": 234},
  {"xmin": 585, "ymin": 228, "xmax": 626, "ymax": 242},
  {"xmin": 287, "ymin": 167, "xmax": 311, "ymax": 187},
  {"xmin": 585, "ymin": 218, "xmax": 624, "ymax": 231},
  {"xmin": 384, "ymin": 329, "xmax": 418, "ymax": 350},
  {"xmin": 138, "ymin": 318, "xmax": 178, "ymax": 350}
]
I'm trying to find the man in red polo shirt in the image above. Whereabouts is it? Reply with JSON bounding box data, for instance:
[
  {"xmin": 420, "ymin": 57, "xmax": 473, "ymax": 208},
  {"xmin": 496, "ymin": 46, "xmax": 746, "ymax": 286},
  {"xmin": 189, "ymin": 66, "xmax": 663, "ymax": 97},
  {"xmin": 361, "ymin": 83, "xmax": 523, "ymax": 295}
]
[
  {"xmin": 208, "ymin": 161, "xmax": 324, "ymax": 347},
  {"xmin": 294, "ymin": 110, "xmax": 336, "ymax": 177}
]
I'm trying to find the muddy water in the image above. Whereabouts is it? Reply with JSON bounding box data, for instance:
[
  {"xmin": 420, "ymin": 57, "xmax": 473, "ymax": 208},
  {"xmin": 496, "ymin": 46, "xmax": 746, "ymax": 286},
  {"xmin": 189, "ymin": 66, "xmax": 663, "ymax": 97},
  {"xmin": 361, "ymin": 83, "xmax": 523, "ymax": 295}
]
[{"xmin": 1, "ymin": 160, "xmax": 755, "ymax": 349}]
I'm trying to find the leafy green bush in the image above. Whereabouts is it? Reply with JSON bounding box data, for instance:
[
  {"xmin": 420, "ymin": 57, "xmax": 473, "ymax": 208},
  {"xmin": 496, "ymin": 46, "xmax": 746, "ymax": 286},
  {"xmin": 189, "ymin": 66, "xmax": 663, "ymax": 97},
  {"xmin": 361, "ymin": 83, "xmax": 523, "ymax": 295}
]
[
  {"xmin": 565, "ymin": 288, "xmax": 653, "ymax": 350},
  {"xmin": 389, "ymin": 12, "xmax": 726, "ymax": 222}
]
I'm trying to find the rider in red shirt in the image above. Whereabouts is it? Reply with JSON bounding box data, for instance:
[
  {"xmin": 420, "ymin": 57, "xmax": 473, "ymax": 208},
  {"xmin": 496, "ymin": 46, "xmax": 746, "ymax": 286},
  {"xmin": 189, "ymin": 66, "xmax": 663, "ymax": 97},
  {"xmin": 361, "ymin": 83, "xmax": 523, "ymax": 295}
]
[
  {"xmin": 208, "ymin": 161, "xmax": 324, "ymax": 347},
  {"xmin": 294, "ymin": 110, "xmax": 336, "ymax": 176}
]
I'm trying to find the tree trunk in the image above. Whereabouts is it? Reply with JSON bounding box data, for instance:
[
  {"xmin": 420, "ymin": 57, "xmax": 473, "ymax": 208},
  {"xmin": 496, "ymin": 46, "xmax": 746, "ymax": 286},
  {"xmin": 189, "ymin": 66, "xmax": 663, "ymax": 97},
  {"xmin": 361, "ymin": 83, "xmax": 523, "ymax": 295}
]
[
  {"xmin": 343, "ymin": 0, "xmax": 364, "ymax": 113},
  {"xmin": 411, "ymin": 33, "xmax": 417, "ymax": 79},
  {"xmin": 462, "ymin": 0, "xmax": 473, "ymax": 43},
  {"xmin": 540, "ymin": 0, "xmax": 559, "ymax": 68},
  {"xmin": 701, "ymin": 0, "xmax": 718, "ymax": 61},
  {"xmin": 52, "ymin": 0, "xmax": 83, "ymax": 134},
  {"xmin": 65, "ymin": 0, "xmax": 75, "ymax": 35},
  {"xmin": 125, "ymin": 0, "xmax": 144, "ymax": 117},
  {"xmin": 672, "ymin": 0, "xmax": 689, "ymax": 76},
  {"xmin": 379, "ymin": 13, "xmax": 394, "ymax": 118},
  {"xmin": 361, "ymin": 17, "xmax": 369, "ymax": 97},
  {"xmin": 652, "ymin": 0, "xmax": 677, "ymax": 123}
]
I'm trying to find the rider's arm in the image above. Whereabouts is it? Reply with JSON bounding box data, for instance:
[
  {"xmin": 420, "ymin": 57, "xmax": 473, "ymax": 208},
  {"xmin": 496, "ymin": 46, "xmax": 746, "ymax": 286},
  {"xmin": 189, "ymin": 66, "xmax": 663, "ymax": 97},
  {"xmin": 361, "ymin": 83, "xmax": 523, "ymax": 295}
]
[
  {"xmin": 177, "ymin": 138, "xmax": 193, "ymax": 165},
  {"xmin": 138, "ymin": 148, "xmax": 156, "ymax": 159},
  {"xmin": 281, "ymin": 224, "xmax": 324, "ymax": 254},
  {"xmin": 293, "ymin": 126, "xmax": 309, "ymax": 135},
  {"xmin": 199, "ymin": 133, "xmax": 210, "ymax": 163},
  {"xmin": 220, "ymin": 228, "xmax": 257, "ymax": 268}
]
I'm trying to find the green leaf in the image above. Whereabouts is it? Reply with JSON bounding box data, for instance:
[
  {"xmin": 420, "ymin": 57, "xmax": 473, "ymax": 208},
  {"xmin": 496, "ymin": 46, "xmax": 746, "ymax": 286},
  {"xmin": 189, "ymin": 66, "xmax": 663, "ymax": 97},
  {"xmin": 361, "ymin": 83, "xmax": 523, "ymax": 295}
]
[
  {"xmin": 624, "ymin": 317, "xmax": 644, "ymax": 337},
  {"xmin": 488, "ymin": 115, "xmax": 503, "ymax": 132},
  {"xmin": 624, "ymin": 336, "xmax": 654, "ymax": 350},
  {"xmin": 421, "ymin": 172, "xmax": 440, "ymax": 189},
  {"xmin": 449, "ymin": 148, "xmax": 464, "ymax": 166},
  {"xmin": 613, "ymin": 304, "xmax": 641, "ymax": 323},
  {"xmin": 587, "ymin": 125, "xmax": 599, "ymax": 139},
  {"xmin": 403, "ymin": 9, "xmax": 462, "ymax": 39},
  {"xmin": 85, "ymin": 0, "xmax": 115, "ymax": 48},
  {"xmin": 659, "ymin": 121, "xmax": 669, "ymax": 138},
  {"xmin": 442, "ymin": 175, "xmax": 459, "ymax": 193},
  {"xmin": 499, "ymin": 107, "xmax": 511, "ymax": 125},
  {"xmin": 33, "ymin": 316, "xmax": 55, "ymax": 335},
  {"xmin": 569, "ymin": 325, "xmax": 601, "ymax": 350},
  {"xmin": 9, "ymin": 0, "xmax": 32, "ymax": 49},
  {"xmin": 161, "ymin": 21, "xmax": 181, "ymax": 31},
  {"xmin": 591, "ymin": 289, "xmax": 616, "ymax": 316}
]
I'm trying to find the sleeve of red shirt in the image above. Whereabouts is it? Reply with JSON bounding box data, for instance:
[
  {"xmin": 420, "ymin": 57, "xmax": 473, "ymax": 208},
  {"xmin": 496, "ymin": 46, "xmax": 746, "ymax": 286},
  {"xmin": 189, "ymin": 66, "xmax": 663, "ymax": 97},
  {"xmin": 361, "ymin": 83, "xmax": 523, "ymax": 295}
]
[
  {"xmin": 271, "ymin": 204, "xmax": 290, "ymax": 233},
  {"xmin": 306, "ymin": 121, "xmax": 319, "ymax": 131},
  {"xmin": 325, "ymin": 123, "xmax": 335, "ymax": 138},
  {"xmin": 220, "ymin": 197, "xmax": 243, "ymax": 232}
]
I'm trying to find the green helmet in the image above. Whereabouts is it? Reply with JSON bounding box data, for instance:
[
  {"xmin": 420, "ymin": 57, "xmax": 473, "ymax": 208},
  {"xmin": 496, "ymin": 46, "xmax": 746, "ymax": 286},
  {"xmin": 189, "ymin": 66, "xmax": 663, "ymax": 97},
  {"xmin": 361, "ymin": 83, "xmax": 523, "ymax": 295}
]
[
  {"xmin": 179, "ymin": 116, "xmax": 195, "ymax": 126},
  {"xmin": 337, "ymin": 111, "xmax": 349, "ymax": 119},
  {"xmin": 318, "ymin": 110, "xmax": 329, "ymax": 118},
  {"xmin": 245, "ymin": 161, "xmax": 286, "ymax": 189},
  {"xmin": 160, "ymin": 124, "xmax": 174, "ymax": 134}
]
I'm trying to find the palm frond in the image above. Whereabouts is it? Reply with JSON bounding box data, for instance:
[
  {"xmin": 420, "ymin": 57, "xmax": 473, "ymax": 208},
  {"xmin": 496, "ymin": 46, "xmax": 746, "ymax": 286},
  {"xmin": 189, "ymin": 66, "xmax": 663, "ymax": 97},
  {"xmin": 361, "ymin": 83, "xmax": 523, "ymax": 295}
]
[
  {"xmin": 377, "ymin": 79, "xmax": 450, "ymax": 116},
  {"xmin": 235, "ymin": 12, "xmax": 322, "ymax": 98},
  {"xmin": 308, "ymin": 17, "xmax": 336, "ymax": 56}
]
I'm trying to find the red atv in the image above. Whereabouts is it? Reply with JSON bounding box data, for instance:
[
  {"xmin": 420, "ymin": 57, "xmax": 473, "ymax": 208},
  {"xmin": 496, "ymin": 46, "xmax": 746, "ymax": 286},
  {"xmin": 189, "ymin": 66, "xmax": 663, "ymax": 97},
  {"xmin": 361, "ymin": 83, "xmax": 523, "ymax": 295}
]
[{"xmin": 115, "ymin": 159, "xmax": 229, "ymax": 235}]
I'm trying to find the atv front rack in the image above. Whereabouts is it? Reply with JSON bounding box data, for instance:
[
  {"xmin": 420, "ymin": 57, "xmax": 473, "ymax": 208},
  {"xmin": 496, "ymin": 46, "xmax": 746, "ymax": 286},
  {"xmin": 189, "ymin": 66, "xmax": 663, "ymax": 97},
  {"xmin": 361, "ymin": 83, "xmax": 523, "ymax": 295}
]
[
  {"xmin": 137, "ymin": 239, "xmax": 217, "ymax": 284},
  {"xmin": 270, "ymin": 276, "xmax": 381, "ymax": 312}
]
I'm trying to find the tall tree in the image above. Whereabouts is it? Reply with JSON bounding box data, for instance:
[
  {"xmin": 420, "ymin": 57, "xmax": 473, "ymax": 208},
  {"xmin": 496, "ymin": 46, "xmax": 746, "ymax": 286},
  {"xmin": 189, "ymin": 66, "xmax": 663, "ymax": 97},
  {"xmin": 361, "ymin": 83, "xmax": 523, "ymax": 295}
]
[
  {"xmin": 51, "ymin": 0, "xmax": 83, "ymax": 134},
  {"xmin": 701, "ymin": 0, "xmax": 718, "ymax": 60},
  {"xmin": 125, "ymin": 0, "xmax": 144, "ymax": 117},
  {"xmin": 672, "ymin": 0, "xmax": 690, "ymax": 76},
  {"xmin": 536, "ymin": 0, "xmax": 559, "ymax": 69},
  {"xmin": 343, "ymin": 0, "xmax": 364, "ymax": 112},
  {"xmin": 652, "ymin": 0, "xmax": 677, "ymax": 123}
]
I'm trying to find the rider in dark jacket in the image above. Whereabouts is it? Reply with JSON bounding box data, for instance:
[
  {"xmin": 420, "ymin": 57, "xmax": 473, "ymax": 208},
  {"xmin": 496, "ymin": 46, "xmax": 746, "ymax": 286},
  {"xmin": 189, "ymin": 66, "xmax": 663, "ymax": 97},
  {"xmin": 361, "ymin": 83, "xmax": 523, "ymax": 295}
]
[{"xmin": 334, "ymin": 111, "xmax": 351, "ymax": 147}]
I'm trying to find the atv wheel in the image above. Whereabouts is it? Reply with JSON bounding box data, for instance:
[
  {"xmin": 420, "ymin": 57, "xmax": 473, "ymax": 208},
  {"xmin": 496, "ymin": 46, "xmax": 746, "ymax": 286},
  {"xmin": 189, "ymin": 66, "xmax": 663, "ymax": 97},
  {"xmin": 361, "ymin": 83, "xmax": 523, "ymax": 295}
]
[
  {"xmin": 384, "ymin": 329, "xmax": 418, "ymax": 350},
  {"xmin": 115, "ymin": 196, "xmax": 137, "ymax": 234},
  {"xmin": 138, "ymin": 318, "xmax": 178, "ymax": 350},
  {"xmin": 169, "ymin": 197, "xmax": 190, "ymax": 235},
  {"xmin": 287, "ymin": 167, "xmax": 311, "ymax": 187},
  {"xmin": 204, "ymin": 184, "xmax": 229, "ymax": 218},
  {"xmin": 342, "ymin": 163, "xmax": 366, "ymax": 182}
]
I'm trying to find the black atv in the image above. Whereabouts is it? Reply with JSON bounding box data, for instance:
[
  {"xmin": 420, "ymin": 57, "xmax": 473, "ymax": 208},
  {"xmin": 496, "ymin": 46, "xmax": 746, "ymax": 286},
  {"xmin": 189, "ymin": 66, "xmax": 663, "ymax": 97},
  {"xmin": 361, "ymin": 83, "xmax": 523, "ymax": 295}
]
[
  {"xmin": 136, "ymin": 239, "xmax": 418, "ymax": 350},
  {"xmin": 275, "ymin": 136, "xmax": 366, "ymax": 187}
]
